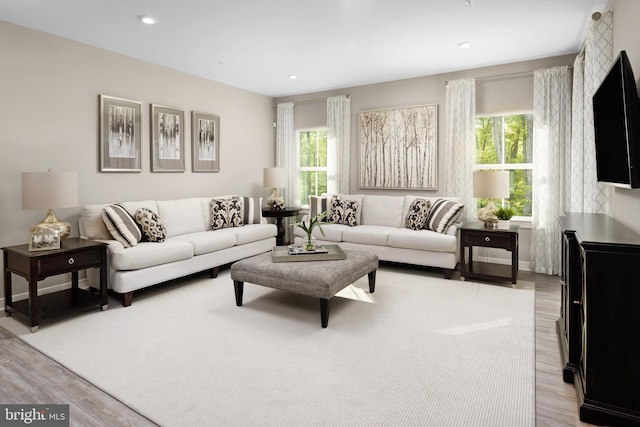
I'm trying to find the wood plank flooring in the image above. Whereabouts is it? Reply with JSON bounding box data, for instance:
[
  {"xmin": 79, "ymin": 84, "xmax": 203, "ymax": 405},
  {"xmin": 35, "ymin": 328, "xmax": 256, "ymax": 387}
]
[{"xmin": 0, "ymin": 270, "xmax": 600, "ymax": 426}]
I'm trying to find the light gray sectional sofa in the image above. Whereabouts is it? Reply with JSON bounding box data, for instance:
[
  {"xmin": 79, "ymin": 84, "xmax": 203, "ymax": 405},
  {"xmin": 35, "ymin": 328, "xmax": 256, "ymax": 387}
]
[
  {"xmin": 79, "ymin": 196, "xmax": 276, "ymax": 306},
  {"xmin": 293, "ymin": 194, "xmax": 464, "ymax": 278}
]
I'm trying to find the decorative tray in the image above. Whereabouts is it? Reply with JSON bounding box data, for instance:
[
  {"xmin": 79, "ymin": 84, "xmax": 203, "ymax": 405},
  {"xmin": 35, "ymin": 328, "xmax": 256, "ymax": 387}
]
[{"xmin": 271, "ymin": 244, "xmax": 347, "ymax": 262}]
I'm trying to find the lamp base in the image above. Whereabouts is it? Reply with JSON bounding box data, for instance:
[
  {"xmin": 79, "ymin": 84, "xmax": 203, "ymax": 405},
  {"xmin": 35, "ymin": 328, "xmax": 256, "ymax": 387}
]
[
  {"xmin": 477, "ymin": 200, "xmax": 498, "ymax": 224},
  {"xmin": 29, "ymin": 209, "xmax": 71, "ymax": 239},
  {"xmin": 267, "ymin": 189, "xmax": 285, "ymax": 211}
]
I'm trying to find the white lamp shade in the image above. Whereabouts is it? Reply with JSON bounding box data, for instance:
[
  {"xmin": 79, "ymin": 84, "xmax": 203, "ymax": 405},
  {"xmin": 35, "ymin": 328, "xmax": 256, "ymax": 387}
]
[
  {"xmin": 263, "ymin": 167, "xmax": 287, "ymax": 189},
  {"xmin": 22, "ymin": 170, "xmax": 79, "ymax": 210},
  {"xmin": 473, "ymin": 170, "xmax": 510, "ymax": 199}
]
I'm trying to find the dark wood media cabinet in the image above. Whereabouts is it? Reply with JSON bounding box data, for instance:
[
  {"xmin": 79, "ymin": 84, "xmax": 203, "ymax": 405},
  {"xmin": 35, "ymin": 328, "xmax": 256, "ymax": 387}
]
[{"xmin": 558, "ymin": 213, "xmax": 640, "ymax": 426}]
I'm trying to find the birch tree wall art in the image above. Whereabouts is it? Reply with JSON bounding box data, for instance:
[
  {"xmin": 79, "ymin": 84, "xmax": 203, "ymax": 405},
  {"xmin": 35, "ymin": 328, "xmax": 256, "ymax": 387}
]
[{"xmin": 359, "ymin": 105, "xmax": 437, "ymax": 189}]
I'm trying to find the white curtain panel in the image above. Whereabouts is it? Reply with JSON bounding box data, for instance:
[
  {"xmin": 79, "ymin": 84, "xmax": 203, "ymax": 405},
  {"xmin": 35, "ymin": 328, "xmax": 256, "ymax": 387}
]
[
  {"xmin": 444, "ymin": 78, "xmax": 476, "ymax": 222},
  {"xmin": 568, "ymin": 11, "xmax": 613, "ymax": 214},
  {"xmin": 530, "ymin": 66, "xmax": 573, "ymax": 275},
  {"xmin": 327, "ymin": 95, "xmax": 351, "ymax": 194},
  {"xmin": 276, "ymin": 102, "xmax": 297, "ymax": 206}
]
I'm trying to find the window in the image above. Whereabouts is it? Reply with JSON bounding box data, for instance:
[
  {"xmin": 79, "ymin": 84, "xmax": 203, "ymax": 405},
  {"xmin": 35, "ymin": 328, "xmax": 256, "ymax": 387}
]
[
  {"xmin": 475, "ymin": 113, "xmax": 533, "ymax": 218},
  {"xmin": 297, "ymin": 128, "xmax": 327, "ymax": 207}
]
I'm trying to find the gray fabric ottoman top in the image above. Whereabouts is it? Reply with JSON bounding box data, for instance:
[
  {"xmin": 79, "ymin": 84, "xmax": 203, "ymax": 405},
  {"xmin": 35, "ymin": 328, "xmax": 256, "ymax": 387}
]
[{"xmin": 230, "ymin": 249, "xmax": 379, "ymax": 299}]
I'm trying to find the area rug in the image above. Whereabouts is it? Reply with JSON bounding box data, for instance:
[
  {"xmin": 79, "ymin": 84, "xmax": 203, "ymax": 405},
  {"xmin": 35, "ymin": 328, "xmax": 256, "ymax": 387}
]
[{"xmin": 0, "ymin": 267, "xmax": 535, "ymax": 426}]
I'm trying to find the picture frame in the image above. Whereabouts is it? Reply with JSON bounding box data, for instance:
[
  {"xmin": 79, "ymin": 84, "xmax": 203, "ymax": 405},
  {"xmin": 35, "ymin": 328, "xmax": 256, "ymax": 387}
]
[
  {"xmin": 28, "ymin": 231, "xmax": 60, "ymax": 252},
  {"xmin": 151, "ymin": 104, "xmax": 185, "ymax": 172},
  {"xmin": 359, "ymin": 104, "xmax": 438, "ymax": 190},
  {"xmin": 191, "ymin": 111, "xmax": 220, "ymax": 172},
  {"xmin": 99, "ymin": 95, "xmax": 142, "ymax": 172}
]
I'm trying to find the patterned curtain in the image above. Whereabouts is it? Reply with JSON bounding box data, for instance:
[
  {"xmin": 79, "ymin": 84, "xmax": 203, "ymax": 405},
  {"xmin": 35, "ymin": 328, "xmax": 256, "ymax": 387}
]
[
  {"xmin": 530, "ymin": 66, "xmax": 573, "ymax": 275},
  {"xmin": 568, "ymin": 11, "xmax": 613, "ymax": 213},
  {"xmin": 327, "ymin": 95, "xmax": 351, "ymax": 194},
  {"xmin": 444, "ymin": 78, "xmax": 476, "ymax": 222},
  {"xmin": 275, "ymin": 102, "xmax": 297, "ymax": 206}
]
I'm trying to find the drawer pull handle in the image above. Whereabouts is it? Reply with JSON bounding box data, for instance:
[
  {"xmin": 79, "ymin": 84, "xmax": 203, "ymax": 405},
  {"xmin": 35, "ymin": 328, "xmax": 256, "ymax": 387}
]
[
  {"xmin": 485, "ymin": 237, "xmax": 490, "ymax": 242},
  {"xmin": 68, "ymin": 258, "xmax": 75, "ymax": 265}
]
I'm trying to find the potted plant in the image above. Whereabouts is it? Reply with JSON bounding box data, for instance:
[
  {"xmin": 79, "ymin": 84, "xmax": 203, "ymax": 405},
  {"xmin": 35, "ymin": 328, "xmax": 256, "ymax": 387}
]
[
  {"xmin": 493, "ymin": 206, "xmax": 515, "ymax": 229},
  {"xmin": 291, "ymin": 211, "xmax": 327, "ymax": 251}
]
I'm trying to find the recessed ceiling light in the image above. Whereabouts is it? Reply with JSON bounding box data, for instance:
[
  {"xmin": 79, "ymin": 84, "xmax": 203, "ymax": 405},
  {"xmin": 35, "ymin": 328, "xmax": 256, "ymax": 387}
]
[
  {"xmin": 139, "ymin": 15, "xmax": 157, "ymax": 25},
  {"xmin": 288, "ymin": 75, "xmax": 297, "ymax": 80},
  {"xmin": 458, "ymin": 42, "xmax": 471, "ymax": 49}
]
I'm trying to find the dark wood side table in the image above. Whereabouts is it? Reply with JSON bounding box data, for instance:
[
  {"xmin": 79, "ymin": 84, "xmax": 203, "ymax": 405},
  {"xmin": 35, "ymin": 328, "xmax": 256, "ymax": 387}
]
[
  {"xmin": 459, "ymin": 222, "xmax": 519, "ymax": 285},
  {"xmin": 2, "ymin": 238, "xmax": 108, "ymax": 332},
  {"xmin": 261, "ymin": 207, "xmax": 301, "ymax": 246}
]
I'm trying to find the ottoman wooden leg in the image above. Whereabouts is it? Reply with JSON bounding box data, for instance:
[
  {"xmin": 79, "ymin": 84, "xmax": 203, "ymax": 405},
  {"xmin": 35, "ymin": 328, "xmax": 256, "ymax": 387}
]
[
  {"xmin": 234, "ymin": 280, "xmax": 244, "ymax": 306},
  {"xmin": 320, "ymin": 298, "xmax": 330, "ymax": 328},
  {"xmin": 368, "ymin": 269, "xmax": 376, "ymax": 293}
]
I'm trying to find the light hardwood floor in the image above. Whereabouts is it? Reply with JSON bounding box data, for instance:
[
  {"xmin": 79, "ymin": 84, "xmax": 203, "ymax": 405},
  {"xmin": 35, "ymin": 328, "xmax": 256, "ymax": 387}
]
[{"xmin": 0, "ymin": 270, "xmax": 600, "ymax": 426}]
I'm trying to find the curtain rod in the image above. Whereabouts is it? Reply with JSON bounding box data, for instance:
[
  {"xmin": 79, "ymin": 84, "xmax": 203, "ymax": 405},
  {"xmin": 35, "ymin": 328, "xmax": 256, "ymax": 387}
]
[
  {"xmin": 445, "ymin": 66, "xmax": 573, "ymax": 85},
  {"xmin": 275, "ymin": 94, "xmax": 350, "ymax": 107}
]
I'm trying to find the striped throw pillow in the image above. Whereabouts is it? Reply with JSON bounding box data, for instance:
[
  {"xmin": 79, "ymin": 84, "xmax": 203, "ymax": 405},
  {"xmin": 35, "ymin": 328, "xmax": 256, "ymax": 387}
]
[
  {"xmin": 425, "ymin": 199, "xmax": 464, "ymax": 233},
  {"xmin": 101, "ymin": 203, "xmax": 142, "ymax": 248},
  {"xmin": 241, "ymin": 196, "xmax": 262, "ymax": 224},
  {"xmin": 308, "ymin": 195, "xmax": 334, "ymax": 219}
]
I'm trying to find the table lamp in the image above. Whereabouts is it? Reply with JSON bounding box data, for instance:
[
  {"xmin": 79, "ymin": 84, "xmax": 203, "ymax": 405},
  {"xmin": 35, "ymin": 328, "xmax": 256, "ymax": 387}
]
[
  {"xmin": 473, "ymin": 170, "xmax": 509, "ymax": 226},
  {"xmin": 22, "ymin": 169, "xmax": 79, "ymax": 239},
  {"xmin": 263, "ymin": 167, "xmax": 287, "ymax": 210}
]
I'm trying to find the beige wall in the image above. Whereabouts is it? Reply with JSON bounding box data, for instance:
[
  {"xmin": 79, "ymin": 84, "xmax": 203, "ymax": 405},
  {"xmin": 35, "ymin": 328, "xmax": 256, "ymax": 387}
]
[
  {"xmin": 607, "ymin": 0, "xmax": 640, "ymax": 233},
  {"xmin": 276, "ymin": 55, "xmax": 575, "ymax": 267},
  {"xmin": 0, "ymin": 21, "xmax": 275, "ymax": 293}
]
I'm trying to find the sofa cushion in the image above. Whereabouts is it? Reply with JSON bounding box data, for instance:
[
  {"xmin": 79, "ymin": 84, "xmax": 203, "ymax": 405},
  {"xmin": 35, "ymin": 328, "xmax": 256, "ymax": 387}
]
[
  {"xmin": 233, "ymin": 224, "xmax": 277, "ymax": 245},
  {"xmin": 108, "ymin": 239, "xmax": 194, "ymax": 270},
  {"xmin": 241, "ymin": 196, "xmax": 263, "ymax": 224},
  {"xmin": 210, "ymin": 198, "xmax": 244, "ymax": 230},
  {"xmin": 425, "ymin": 199, "xmax": 465, "ymax": 233},
  {"xmin": 101, "ymin": 204, "xmax": 142, "ymax": 248},
  {"xmin": 388, "ymin": 228, "xmax": 458, "ymax": 253},
  {"xmin": 293, "ymin": 223, "xmax": 346, "ymax": 242},
  {"xmin": 329, "ymin": 198, "xmax": 359, "ymax": 226},
  {"xmin": 157, "ymin": 198, "xmax": 207, "ymax": 237},
  {"xmin": 405, "ymin": 198, "xmax": 431, "ymax": 230},
  {"xmin": 171, "ymin": 230, "xmax": 237, "ymax": 255},
  {"xmin": 135, "ymin": 208, "xmax": 167, "ymax": 242},
  {"xmin": 360, "ymin": 195, "xmax": 405, "ymax": 228},
  {"xmin": 342, "ymin": 225, "xmax": 395, "ymax": 247}
]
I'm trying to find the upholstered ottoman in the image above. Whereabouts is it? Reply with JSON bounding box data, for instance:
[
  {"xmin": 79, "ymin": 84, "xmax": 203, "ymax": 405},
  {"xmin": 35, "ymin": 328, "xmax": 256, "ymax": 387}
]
[{"xmin": 230, "ymin": 249, "xmax": 378, "ymax": 327}]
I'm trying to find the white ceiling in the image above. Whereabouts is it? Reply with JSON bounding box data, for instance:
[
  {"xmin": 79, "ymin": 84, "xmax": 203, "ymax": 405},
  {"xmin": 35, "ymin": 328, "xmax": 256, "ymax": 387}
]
[{"xmin": 1, "ymin": 0, "xmax": 606, "ymax": 97}]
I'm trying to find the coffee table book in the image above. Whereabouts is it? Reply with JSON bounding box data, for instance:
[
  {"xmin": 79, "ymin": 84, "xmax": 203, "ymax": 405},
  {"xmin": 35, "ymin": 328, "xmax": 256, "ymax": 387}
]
[{"xmin": 272, "ymin": 244, "xmax": 347, "ymax": 262}]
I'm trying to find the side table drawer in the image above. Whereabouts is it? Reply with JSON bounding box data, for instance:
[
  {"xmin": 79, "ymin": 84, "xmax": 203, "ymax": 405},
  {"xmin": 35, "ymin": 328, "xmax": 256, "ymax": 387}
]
[
  {"xmin": 464, "ymin": 231, "xmax": 512, "ymax": 249},
  {"xmin": 38, "ymin": 249, "xmax": 101, "ymax": 276}
]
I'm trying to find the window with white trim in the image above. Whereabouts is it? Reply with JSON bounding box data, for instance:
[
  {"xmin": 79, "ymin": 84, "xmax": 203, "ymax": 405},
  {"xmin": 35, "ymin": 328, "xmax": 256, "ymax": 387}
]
[
  {"xmin": 297, "ymin": 128, "xmax": 327, "ymax": 208},
  {"xmin": 475, "ymin": 113, "xmax": 533, "ymax": 218}
]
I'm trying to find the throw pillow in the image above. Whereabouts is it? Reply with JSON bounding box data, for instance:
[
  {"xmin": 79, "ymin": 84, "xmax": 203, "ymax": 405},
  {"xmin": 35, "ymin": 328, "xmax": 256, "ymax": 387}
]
[
  {"xmin": 425, "ymin": 199, "xmax": 464, "ymax": 233},
  {"xmin": 101, "ymin": 203, "xmax": 142, "ymax": 248},
  {"xmin": 135, "ymin": 208, "xmax": 167, "ymax": 242},
  {"xmin": 405, "ymin": 198, "xmax": 431, "ymax": 230},
  {"xmin": 241, "ymin": 196, "xmax": 262, "ymax": 224},
  {"xmin": 210, "ymin": 198, "xmax": 244, "ymax": 230},
  {"xmin": 329, "ymin": 198, "xmax": 359, "ymax": 227},
  {"xmin": 308, "ymin": 195, "xmax": 333, "ymax": 220}
]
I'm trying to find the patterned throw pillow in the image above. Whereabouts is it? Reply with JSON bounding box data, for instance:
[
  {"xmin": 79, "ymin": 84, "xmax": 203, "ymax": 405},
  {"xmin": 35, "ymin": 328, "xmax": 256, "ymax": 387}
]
[
  {"xmin": 329, "ymin": 198, "xmax": 359, "ymax": 227},
  {"xmin": 210, "ymin": 198, "xmax": 244, "ymax": 230},
  {"xmin": 241, "ymin": 196, "xmax": 262, "ymax": 224},
  {"xmin": 425, "ymin": 199, "xmax": 464, "ymax": 233},
  {"xmin": 101, "ymin": 203, "xmax": 142, "ymax": 248},
  {"xmin": 405, "ymin": 198, "xmax": 431, "ymax": 230},
  {"xmin": 135, "ymin": 208, "xmax": 167, "ymax": 242}
]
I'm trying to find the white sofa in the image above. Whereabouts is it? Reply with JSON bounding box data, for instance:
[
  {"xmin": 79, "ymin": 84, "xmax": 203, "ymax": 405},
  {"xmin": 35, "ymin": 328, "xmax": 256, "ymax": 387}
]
[
  {"xmin": 294, "ymin": 194, "xmax": 463, "ymax": 279},
  {"xmin": 79, "ymin": 196, "xmax": 276, "ymax": 306}
]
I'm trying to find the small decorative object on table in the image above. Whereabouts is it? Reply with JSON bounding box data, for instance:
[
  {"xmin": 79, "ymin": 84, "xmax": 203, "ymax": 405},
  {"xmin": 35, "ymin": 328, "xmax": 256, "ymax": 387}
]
[
  {"xmin": 28, "ymin": 231, "xmax": 60, "ymax": 252},
  {"xmin": 291, "ymin": 211, "xmax": 326, "ymax": 251},
  {"xmin": 493, "ymin": 206, "xmax": 515, "ymax": 229}
]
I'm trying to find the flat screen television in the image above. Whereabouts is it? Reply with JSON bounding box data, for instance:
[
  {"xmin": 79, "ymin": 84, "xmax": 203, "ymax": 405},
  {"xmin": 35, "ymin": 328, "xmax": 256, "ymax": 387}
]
[{"xmin": 592, "ymin": 50, "xmax": 640, "ymax": 188}]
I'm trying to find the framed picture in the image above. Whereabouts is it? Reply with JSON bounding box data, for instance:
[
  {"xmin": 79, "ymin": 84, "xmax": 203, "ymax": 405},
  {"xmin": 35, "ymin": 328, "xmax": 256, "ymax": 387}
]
[
  {"xmin": 28, "ymin": 231, "xmax": 60, "ymax": 252},
  {"xmin": 151, "ymin": 104, "xmax": 185, "ymax": 172},
  {"xmin": 192, "ymin": 111, "xmax": 220, "ymax": 172},
  {"xmin": 99, "ymin": 95, "xmax": 142, "ymax": 172},
  {"xmin": 359, "ymin": 104, "xmax": 438, "ymax": 190}
]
